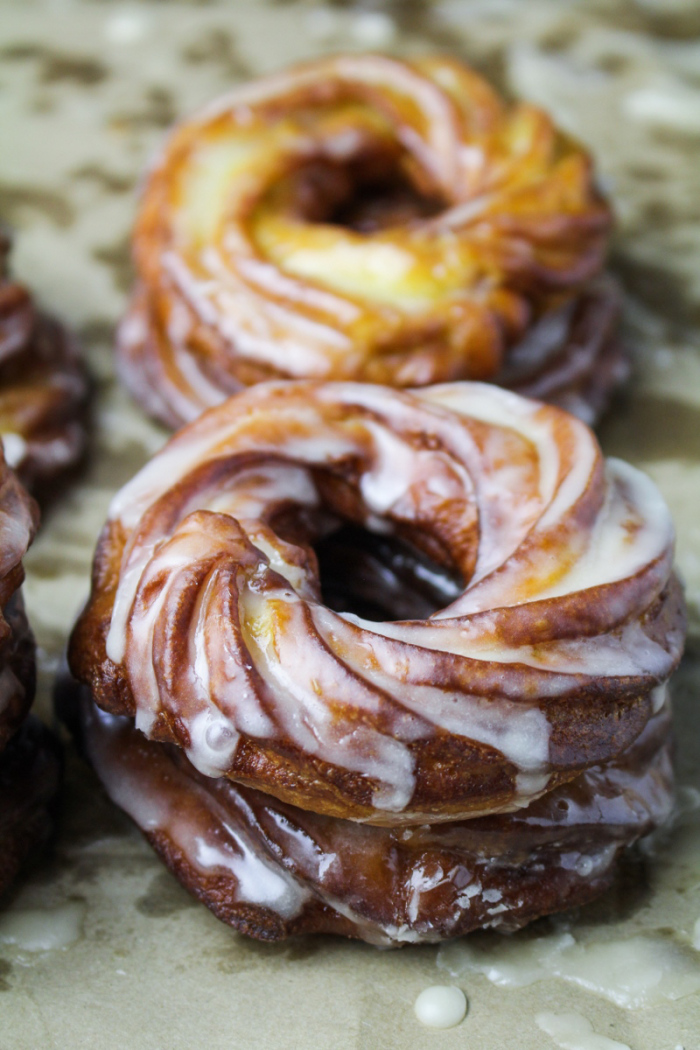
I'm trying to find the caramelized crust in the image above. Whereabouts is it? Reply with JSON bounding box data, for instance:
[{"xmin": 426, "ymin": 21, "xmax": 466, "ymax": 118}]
[
  {"xmin": 69, "ymin": 381, "xmax": 684, "ymax": 826},
  {"xmin": 0, "ymin": 233, "xmax": 89, "ymax": 491},
  {"xmin": 117, "ymin": 54, "xmax": 622, "ymax": 428},
  {"xmin": 78, "ymin": 690, "xmax": 673, "ymax": 945}
]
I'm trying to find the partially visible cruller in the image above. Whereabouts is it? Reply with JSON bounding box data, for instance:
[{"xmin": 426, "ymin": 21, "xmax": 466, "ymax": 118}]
[
  {"xmin": 0, "ymin": 230, "xmax": 89, "ymax": 494},
  {"xmin": 0, "ymin": 447, "xmax": 61, "ymax": 898}
]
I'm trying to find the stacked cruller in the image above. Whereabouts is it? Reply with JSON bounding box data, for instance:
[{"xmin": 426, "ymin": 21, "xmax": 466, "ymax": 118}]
[
  {"xmin": 69, "ymin": 55, "xmax": 684, "ymax": 944},
  {"xmin": 0, "ymin": 449, "xmax": 60, "ymax": 896},
  {"xmin": 0, "ymin": 228, "xmax": 89, "ymax": 893},
  {"xmin": 69, "ymin": 382, "xmax": 684, "ymax": 943}
]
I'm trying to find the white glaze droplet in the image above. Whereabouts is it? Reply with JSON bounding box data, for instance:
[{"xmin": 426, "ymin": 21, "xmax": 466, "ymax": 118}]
[
  {"xmin": 1, "ymin": 432, "xmax": 27, "ymax": 469},
  {"xmin": 0, "ymin": 902, "xmax": 85, "ymax": 952},
  {"xmin": 414, "ymin": 985, "xmax": 467, "ymax": 1029},
  {"xmin": 351, "ymin": 11, "xmax": 396, "ymax": 47},
  {"xmin": 103, "ymin": 9, "xmax": 150, "ymax": 44},
  {"xmin": 535, "ymin": 1011, "xmax": 630, "ymax": 1050}
]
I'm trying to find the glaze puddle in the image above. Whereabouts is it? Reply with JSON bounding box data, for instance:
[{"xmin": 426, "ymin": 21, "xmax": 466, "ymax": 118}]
[
  {"xmin": 536, "ymin": 1010, "xmax": 631, "ymax": 1050},
  {"xmin": 438, "ymin": 929, "xmax": 700, "ymax": 1010},
  {"xmin": 0, "ymin": 901, "xmax": 85, "ymax": 953}
]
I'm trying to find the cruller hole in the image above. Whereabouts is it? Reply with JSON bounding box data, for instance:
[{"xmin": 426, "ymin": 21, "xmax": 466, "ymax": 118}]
[
  {"xmin": 314, "ymin": 523, "xmax": 463, "ymax": 622},
  {"xmin": 276, "ymin": 148, "xmax": 446, "ymax": 233}
]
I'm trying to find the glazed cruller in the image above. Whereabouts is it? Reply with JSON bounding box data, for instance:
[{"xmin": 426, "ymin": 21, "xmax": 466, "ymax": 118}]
[
  {"xmin": 119, "ymin": 54, "xmax": 625, "ymax": 431},
  {"xmin": 69, "ymin": 381, "xmax": 684, "ymax": 944}
]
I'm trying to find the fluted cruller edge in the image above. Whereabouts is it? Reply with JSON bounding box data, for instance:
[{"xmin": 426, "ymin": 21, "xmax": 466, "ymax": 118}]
[
  {"xmin": 69, "ymin": 686, "xmax": 673, "ymax": 945},
  {"xmin": 117, "ymin": 53, "xmax": 624, "ymax": 429},
  {"xmin": 69, "ymin": 380, "xmax": 685, "ymax": 827}
]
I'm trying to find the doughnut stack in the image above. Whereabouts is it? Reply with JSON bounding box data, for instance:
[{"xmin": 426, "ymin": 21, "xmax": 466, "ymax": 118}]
[
  {"xmin": 0, "ymin": 448, "xmax": 60, "ymax": 897},
  {"xmin": 69, "ymin": 381, "xmax": 683, "ymax": 944},
  {"xmin": 66, "ymin": 54, "xmax": 684, "ymax": 945}
]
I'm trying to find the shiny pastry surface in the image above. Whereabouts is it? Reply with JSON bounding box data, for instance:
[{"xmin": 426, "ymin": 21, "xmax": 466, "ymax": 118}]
[
  {"xmin": 69, "ymin": 381, "xmax": 684, "ymax": 826},
  {"xmin": 77, "ymin": 690, "xmax": 673, "ymax": 946},
  {"xmin": 0, "ymin": 232, "xmax": 89, "ymax": 491},
  {"xmin": 118, "ymin": 54, "xmax": 621, "ymax": 428}
]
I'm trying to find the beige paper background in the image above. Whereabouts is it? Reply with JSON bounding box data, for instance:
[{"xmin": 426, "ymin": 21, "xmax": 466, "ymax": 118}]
[{"xmin": 1, "ymin": 1, "xmax": 700, "ymax": 1046}]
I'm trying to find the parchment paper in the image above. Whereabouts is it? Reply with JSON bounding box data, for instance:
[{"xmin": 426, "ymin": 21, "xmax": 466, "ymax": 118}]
[{"xmin": 1, "ymin": 3, "xmax": 700, "ymax": 1047}]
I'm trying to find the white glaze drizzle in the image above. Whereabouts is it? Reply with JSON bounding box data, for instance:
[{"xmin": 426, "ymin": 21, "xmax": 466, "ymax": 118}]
[
  {"xmin": 80, "ymin": 691, "xmax": 674, "ymax": 947},
  {"xmin": 97, "ymin": 382, "xmax": 678, "ymax": 816},
  {"xmin": 85, "ymin": 705, "xmax": 309, "ymax": 921}
]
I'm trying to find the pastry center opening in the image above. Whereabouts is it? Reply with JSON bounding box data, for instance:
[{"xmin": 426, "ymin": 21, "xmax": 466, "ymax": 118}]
[
  {"xmin": 314, "ymin": 523, "xmax": 463, "ymax": 622},
  {"xmin": 327, "ymin": 163, "xmax": 445, "ymax": 233},
  {"xmin": 280, "ymin": 151, "xmax": 445, "ymax": 233}
]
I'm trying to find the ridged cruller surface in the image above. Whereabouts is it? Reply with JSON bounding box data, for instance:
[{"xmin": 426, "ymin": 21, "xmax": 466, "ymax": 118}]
[
  {"xmin": 0, "ymin": 231, "xmax": 89, "ymax": 493},
  {"xmin": 118, "ymin": 53, "xmax": 626, "ymax": 429},
  {"xmin": 0, "ymin": 446, "xmax": 61, "ymax": 898},
  {"xmin": 69, "ymin": 380, "xmax": 683, "ymax": 943},
  {"xmin": 74, "ymin": 690, "xmax": 674, "ymax": 946}
]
